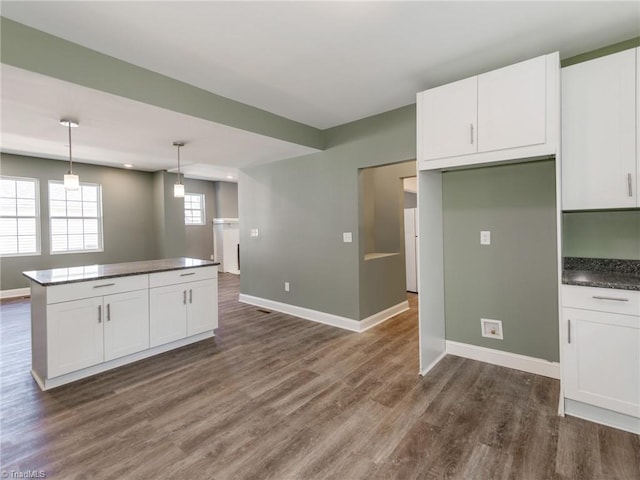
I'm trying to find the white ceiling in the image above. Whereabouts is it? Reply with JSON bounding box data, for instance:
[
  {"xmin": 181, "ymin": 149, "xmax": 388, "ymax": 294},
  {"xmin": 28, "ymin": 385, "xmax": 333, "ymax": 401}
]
[{"xmin": 1, "ymin": 1, "xmax": 639, "ymax": 179}]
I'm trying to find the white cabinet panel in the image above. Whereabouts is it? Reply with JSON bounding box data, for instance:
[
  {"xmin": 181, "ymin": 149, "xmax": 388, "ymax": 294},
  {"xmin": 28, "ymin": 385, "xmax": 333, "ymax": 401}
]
[
  {"xmin": 149, "ymin": 284, "xmax": 188, "ymax": 347},
  {"xmin": 563, "ymin": 307, "xmax": 640, "ymax": 417},
  {"xmin": 477, "ymin": 55, "xmax": 547, "ymax": 152},
  {"xmin": 47, "ymin": 297, "xmax": 104, "ymax": 377},
  {"xmin": 562, "ymin": 48, "xmax": 637, "ymax": 210},
  {"xmin": 187, "ymin": 279, "xmax": 218, "ymax": 336},
  {"xmin": 418, "ymin": 76, "xmax": 477, "ymax": 161},
  {"xmin": 47, "ymin": 274, "xmax": 148, "ymax": 304},
  {"xmin": 104, "ymin": 290, "xmax": 149, "ymax": 361},
  {"xmin": 562, "ymin": 285, "xmax": 640, "ymax": 316},
  {"xmin": 149, "ymin": 266, "xmax": 217, "ymax": 288},
  {"xmin": 417, "ymin": 52, "xmax": 558, "ymax": 170}
]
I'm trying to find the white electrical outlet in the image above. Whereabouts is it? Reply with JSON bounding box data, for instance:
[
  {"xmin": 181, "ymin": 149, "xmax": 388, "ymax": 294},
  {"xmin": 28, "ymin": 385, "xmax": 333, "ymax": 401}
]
[
  {"xmin": 480, "ymin": 231, "xmax": 491, "ymax": 245},
  {"xmin": 250, "ymin": 228, "xmax": 259, "ymax": 237},
  {"xmin": 284, "ymin": 282, "xmax": 290, "ymax": 292},
  {"xmin": 343, "ymin": 232, "xmax": 352, "ymax": 243},
  {"xmin": 481, "ymin": 318, "xmax": 503, "ymax": 339},
  {"xmin": 210, "ymin": 254, "xmax": 214, "ymax": 260}
]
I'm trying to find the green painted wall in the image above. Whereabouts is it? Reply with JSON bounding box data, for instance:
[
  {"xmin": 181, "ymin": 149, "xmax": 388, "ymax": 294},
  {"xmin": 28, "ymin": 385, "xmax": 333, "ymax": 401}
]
[
  {"xmin": 563, "ymin": 211, "xmax": 640, "ymax": 260},
  {"xmin": 443, "ymin": 160, "xmax": 559, "ymax": 362},
  {"xmin": 1, "ymin": 153, "xmax": 156, "ymax": 289},
  {"xmin": 152, "ymin": 171, "xmax": 186, "ymax": 259},
  {"xmin": 561, "ymin": 36, "xmax": 640, "ymax": 67},
  {"xmin": 0, "ymin": 17, "xmax": 324, "ymax": 150},
  {"xmin": 214, "ymin": 181, "xmax": 239, "ymax": 218},
  {"xmin": 239, "ymin": 105, "xmax": 416, "ymax": 320}
]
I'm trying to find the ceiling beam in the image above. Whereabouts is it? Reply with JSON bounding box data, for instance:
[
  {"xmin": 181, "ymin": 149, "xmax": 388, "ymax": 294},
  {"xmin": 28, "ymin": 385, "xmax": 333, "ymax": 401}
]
[{"xmin": 0, "ymin": 17, "xmax": 325, "ymax": 151}]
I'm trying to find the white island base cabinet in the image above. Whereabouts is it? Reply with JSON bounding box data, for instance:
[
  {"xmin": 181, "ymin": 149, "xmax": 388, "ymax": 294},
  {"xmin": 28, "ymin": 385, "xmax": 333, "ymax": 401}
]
[
  {"xmin": 149, "ymin": 267, "xmax": 218, "ymax": 347},
  {"xmin": 29, "ymin": 263, "xmax": 218, "ymax": 390}
]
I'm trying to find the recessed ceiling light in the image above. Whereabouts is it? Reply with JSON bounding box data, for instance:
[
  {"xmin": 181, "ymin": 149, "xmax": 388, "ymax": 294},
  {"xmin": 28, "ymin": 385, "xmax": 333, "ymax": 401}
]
[{"xmin": 123, "ymin": 164, "xmax": 133, "ymax": 168}]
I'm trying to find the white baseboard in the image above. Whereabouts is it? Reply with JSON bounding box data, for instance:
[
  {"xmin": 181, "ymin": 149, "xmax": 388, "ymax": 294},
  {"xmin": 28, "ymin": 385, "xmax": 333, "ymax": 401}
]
[
  {"xmin": 359, "ymin": 301, "xmax": 409, "ymax": 332},
  {"xmin": 564, "ymin": 398, "xmax": 640, "ymax": 435},
  {"xmin": 0, "ymin": 287, "xmax": 30, "ymax": 300},
  {"xmin": 446, "ymin": 340, "xmax": 560, "ymax": 379},
  {"xmin": 238, "ymin": 294, "xmax": 408, "ymax": 333}
]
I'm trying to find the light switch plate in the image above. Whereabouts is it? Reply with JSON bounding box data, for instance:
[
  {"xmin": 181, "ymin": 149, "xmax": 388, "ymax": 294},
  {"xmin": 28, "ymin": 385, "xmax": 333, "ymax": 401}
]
[
  {"xmin": 343, "ymin": 232, "xmax": 353, "ymax": 243},
  {"xmin": 480, "ymin": 231, "xmax": 491, "ymax": 245},
  {"xmin": 250, "ymin": 228, "xmax": 259, "ymax": 238}
]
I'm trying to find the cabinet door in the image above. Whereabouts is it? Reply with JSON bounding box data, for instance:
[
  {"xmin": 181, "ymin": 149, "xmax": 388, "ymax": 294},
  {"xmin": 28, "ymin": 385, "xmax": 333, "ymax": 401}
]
[
  {"xmin": 149, "ymin": 284, "xmax": 187, "ymax": 347},
  {"xmin": 47, "ymin": 297, "xmax": 104, "ymax": 377},
  {"xmin": 419, "ymin": 76, "xmax": 477, "ymax": 161},
  {"xmin": 562, "ymin": 49, "xmax": 637, "ymax": 210},
  {"xmin": 477, "ymin": 55, "xmax": 547, "ymax": 153},
  {"xmin": 186, "ymin": 279, "xmax": 218, "ymax": 336},
  {"xmin": 104, "ymin": 290, "xmax": 149, "ymax": 361},
  {"xmin": 563, "ymin": 307, "xmax": 640, "ymax": 417}
]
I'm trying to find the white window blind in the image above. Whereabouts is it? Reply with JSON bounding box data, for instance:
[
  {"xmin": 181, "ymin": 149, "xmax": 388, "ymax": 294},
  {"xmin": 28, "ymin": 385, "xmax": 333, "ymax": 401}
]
[
  {"xmin": 184, "ymin": 193, "xmax": 205, "ymax": 226},
  {"xmin": 49, "ymin": 181, "xmax": 103, "ymax": 253},
  {"xmin": 0, "ymin": 176, "xmax": 40, "ymax": 256}
]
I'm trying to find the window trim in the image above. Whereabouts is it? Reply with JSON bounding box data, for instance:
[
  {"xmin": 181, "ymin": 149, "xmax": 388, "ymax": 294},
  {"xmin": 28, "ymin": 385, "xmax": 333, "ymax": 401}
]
[
  {"xmin": 48, "ymin": 180, "xmax": 104, "ymax": 255},
  {"xmin": 184, "ymin": 192, "xmax": 206, "ymax": 226},
  {"xmin": 0, "ymin": 175, "xmax": 41, "ymax": 257}
]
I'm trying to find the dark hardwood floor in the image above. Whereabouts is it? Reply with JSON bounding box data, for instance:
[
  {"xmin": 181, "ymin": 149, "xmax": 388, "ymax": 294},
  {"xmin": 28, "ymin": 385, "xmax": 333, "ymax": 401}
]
[{"xmin": 1, "ymin": 273, "xmax": 638, "ymax": 479}]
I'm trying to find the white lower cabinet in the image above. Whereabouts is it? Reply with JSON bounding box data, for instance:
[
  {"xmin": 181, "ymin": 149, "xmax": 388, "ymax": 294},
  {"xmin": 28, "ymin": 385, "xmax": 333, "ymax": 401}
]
[
  {"xmin": 149, "ymin": 284, "xmax": 188, "ymax": 347},
  {"xmin": 103, "ymin": 290, "xmax": 150, "ymax": 362},
  {"xmin": 563, "ymin": 307, "xmax": 640, "ymax": 417},
  {"xmin": 149, "ymin": 267, "xmax": 218, "ymax": 347},
  {"xmin": 562, "ymin": 285, "xmax": 640, "ymax": 430},
  {"xmin": 47, "ymin": 289, "xmax": 149, "ymax": 378},
  {"xmin": 47, "ymin": 297, "xmax": 104, "ymax": 378},
  {"xmin": 187, "ymin": 279, "xmax": 218, "ymax": 336}
]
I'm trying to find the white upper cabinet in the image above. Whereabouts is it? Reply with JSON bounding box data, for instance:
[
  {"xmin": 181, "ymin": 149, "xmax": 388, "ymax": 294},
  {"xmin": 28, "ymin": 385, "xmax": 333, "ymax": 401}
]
[
  {"xmin": 562, "ymin": 48, "xmax": 637, "ymax": 210},
  {"xmin": 418, "ymin": 52, "xmax": 559, "ymax": 170},
  {"xmin": 477, "ymin": 55, "xmax": 547, "ymax": 152},
  {"xmin": 418, "ymin": 76, "xmax": 477, "ymax": 160}
]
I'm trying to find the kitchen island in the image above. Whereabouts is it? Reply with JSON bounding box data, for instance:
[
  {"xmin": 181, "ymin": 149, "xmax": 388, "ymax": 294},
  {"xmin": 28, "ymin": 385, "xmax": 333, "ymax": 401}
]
[{"xmin": 24, "ymin": 257, "xmax": 219, "ymax": 390}]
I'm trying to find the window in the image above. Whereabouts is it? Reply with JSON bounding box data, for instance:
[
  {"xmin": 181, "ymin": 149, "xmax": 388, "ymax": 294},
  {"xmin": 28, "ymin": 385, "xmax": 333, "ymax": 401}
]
[
  {"xmin": 184, "ymin": 193, "xmax": 205, "ymax": 226},
  {"xmin": 0, "ymin": 176, "xmax": 40, "ymax": 256},
  {"xmin": 49, "ymin": 181, "xmax": 103, "ymax": 253}
]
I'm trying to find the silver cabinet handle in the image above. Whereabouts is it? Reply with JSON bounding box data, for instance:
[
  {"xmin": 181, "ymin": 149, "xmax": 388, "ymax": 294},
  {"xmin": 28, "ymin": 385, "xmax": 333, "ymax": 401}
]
[
  {"xmin": 470, "ymin": 124, "xmax": 474, "ymax": 144},
  {"xmin": 107, "ymin": 304, "xmax": 111, "ymax": 321},
  {"xmin": 189, "ymin": 289, "xmax": 193, "ymax": 304},
  {"xmin": 592, "ymin": 295, "xmax": 629, "ymax": 302},
  {"xmin": 567, "ymin": 319, "xmax": 571, "ymax": 344},
  {"xmin": 98, "ymin": 305, "xmax": 102, "ymax": 323},
  {"xmin": 180, "ymin": 272, "xmax": 195, "ymax": 277},
  {"xmin": 93, "ymin": 283, "xmax": 116, "ymax": 289},
  {"xmin": 183, "ymin": 290, "xmax": 187, "ymax": 305},
  {"xmin": 628, "ymin": 173, "xmax": 633, "ymax": 197}
]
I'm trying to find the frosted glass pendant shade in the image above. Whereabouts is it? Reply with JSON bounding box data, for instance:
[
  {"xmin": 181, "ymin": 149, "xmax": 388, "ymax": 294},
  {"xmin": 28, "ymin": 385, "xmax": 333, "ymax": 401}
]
[
  {"xmin": 174, "ymin": 182, "xmax": 185, "ymax": 198},
  {"xmin": 64, "ymin": 173, "xmax": 80, "ymax": 190}
]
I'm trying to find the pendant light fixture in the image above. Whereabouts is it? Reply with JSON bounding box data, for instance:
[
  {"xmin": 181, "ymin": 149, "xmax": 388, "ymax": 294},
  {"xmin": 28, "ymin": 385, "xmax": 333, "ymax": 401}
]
[
  {"xmin": 60, "ymin": 119, "xmax": 80, "ymax": 190},
  {"xmin": 173, "ymin": 141, "xmax": 185, "ymax": 198}
]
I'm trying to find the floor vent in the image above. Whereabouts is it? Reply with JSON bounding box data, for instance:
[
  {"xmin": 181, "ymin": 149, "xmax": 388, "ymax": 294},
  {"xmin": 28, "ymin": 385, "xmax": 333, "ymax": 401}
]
[{"xmin": 257, "ymin": 309, "xmax": 271, "ymax": 314}]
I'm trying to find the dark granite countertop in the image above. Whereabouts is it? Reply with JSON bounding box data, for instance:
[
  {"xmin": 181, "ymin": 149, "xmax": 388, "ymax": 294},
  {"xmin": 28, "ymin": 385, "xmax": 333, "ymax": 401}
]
[
  {"xmin": 23, "ymin": 257, "xmax": 219, "ymax": 286},
  {"xmin": 562, "ymin": 257, "xmax": 640, "ymax": 292}
]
